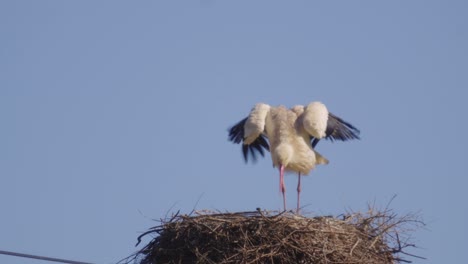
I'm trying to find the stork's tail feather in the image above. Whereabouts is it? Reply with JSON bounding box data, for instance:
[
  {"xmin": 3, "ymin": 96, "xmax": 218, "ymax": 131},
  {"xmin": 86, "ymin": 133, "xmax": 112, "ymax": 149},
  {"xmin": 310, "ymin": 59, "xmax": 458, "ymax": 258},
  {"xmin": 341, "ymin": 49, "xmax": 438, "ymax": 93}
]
[{"xmin": 314, "ymin": 150, "xmax": 329, "ymax": 165}]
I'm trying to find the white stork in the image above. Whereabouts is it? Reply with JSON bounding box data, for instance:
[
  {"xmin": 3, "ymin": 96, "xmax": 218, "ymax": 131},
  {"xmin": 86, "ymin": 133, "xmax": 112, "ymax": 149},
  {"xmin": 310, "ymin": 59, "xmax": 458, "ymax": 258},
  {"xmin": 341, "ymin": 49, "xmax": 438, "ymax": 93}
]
[{"xmin": 228, "ymin": 102, "xmax": 360, "ymax": 213}]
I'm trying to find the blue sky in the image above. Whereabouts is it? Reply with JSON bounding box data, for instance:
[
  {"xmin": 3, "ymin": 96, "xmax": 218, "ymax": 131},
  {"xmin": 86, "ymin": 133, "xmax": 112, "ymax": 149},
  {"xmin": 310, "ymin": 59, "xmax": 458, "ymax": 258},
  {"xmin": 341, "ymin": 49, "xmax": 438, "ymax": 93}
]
[{"xmin": 1, "ymin": 1, "xmax": 467, "ymax": 263}]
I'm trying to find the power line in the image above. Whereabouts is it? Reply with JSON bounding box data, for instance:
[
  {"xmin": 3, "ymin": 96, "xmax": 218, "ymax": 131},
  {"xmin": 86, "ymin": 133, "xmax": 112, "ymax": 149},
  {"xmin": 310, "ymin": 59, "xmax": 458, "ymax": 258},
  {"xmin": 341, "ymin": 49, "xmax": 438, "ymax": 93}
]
[{"xmin": 0, "ymin": 249, "xmax": 95, "ymax": 264}]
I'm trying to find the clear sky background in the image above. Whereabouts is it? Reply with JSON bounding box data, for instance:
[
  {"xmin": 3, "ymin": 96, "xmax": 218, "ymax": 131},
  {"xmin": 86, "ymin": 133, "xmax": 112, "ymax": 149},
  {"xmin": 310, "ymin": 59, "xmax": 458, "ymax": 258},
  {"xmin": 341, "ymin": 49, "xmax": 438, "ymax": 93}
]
[{"xmin": 1, "ymin": 1, "xmax": 467, "ymax": 263}]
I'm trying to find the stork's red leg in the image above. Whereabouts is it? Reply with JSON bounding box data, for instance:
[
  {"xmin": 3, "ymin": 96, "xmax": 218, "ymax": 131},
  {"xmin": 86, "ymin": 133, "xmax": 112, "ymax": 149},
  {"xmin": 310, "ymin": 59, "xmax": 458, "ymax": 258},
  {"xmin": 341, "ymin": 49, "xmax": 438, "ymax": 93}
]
[
  {"xmin": 297, "ymin": 173, "xmax": 301, "ymax": 214},
  {"xmin": 279, "ymin": 165, "xmax": 286, "ymax": 211}
]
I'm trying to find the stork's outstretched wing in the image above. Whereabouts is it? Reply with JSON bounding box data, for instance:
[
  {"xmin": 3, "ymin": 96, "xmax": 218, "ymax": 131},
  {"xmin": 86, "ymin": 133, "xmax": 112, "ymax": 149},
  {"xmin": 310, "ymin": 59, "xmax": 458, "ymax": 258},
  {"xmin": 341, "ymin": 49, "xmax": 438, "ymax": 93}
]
[
  {"xmin": 326, "ymin": 113, "xmax": 360, "ymax": 141},
  {"xmin": 228, "ymin": 118, "xmax": 269, "ymax": 162},
  {"xmin": 228, "ymin": 103, "xmax": 270, "ymax": 163},
  {"xmin": 311, "ymin": 112, "xmax": 360, "ymax": 148}
]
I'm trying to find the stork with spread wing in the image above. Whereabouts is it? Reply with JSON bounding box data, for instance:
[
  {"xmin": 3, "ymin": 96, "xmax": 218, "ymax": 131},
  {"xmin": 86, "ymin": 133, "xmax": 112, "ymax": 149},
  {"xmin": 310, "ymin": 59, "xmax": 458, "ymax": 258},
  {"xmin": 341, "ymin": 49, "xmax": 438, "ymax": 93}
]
[{"xmin": 228, "ymin": 102, "xmax": 360, "ymax": 213}]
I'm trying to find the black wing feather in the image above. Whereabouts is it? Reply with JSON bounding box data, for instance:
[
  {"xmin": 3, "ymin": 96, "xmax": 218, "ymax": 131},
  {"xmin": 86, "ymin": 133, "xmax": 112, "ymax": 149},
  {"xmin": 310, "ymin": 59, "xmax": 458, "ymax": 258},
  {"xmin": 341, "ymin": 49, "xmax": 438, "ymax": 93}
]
[
  {"xmin": 311, "ymin": 138, "xmax": 320, "ymax": 148},
  {"xmin": 228, "ymin": 117, "xmax": 270, "ymax": 163},
  {"xmin": 310, "ymin": 113, "xmax": 360, "ymax": 148},
  {"xmin": 228, "ymin": 117, "xmax": 247, "ymax": 144},
  {"xmin": 325, "ymin": 112, "xmax": 360, "ymax": 142}
]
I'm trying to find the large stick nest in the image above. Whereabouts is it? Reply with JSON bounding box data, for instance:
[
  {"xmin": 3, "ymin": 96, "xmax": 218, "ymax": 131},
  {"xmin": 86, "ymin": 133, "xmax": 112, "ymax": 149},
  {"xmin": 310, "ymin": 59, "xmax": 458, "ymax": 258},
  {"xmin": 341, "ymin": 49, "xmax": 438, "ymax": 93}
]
[{"xmin": 123, "ymin": 207, "xmax": 424, "ymax": 264}]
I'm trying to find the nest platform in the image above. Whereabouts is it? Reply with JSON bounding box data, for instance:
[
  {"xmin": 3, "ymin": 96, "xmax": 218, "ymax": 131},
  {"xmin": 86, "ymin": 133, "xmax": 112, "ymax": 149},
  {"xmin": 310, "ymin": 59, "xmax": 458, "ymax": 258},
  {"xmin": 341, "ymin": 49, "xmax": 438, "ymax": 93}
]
[{"xmin": 124, "ymin": 208, "xmax": 423, "ymax": 264}]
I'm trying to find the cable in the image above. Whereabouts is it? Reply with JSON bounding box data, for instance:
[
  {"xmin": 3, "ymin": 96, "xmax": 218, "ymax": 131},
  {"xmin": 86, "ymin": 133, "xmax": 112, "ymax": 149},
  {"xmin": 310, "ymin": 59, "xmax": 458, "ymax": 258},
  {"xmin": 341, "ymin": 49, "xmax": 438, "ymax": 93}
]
[{"xmin": 0, "ymin": 249, "xmax": 95, "ymax": 264}]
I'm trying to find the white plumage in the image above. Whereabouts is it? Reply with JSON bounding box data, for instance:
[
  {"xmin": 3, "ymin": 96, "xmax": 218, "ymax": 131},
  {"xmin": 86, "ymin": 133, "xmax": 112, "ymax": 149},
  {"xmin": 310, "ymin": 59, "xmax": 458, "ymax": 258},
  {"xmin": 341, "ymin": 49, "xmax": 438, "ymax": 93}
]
[
  {"xmin": 228, "ymin": 101, "xmax": 360, "ymax": 213},
  {"xmin": 303, "ymin": 102, "xmax": 329, "ymax": 139},
  {"xmin": 243, "ymin": 103, "xmax": 270, "ymax": 145}
]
